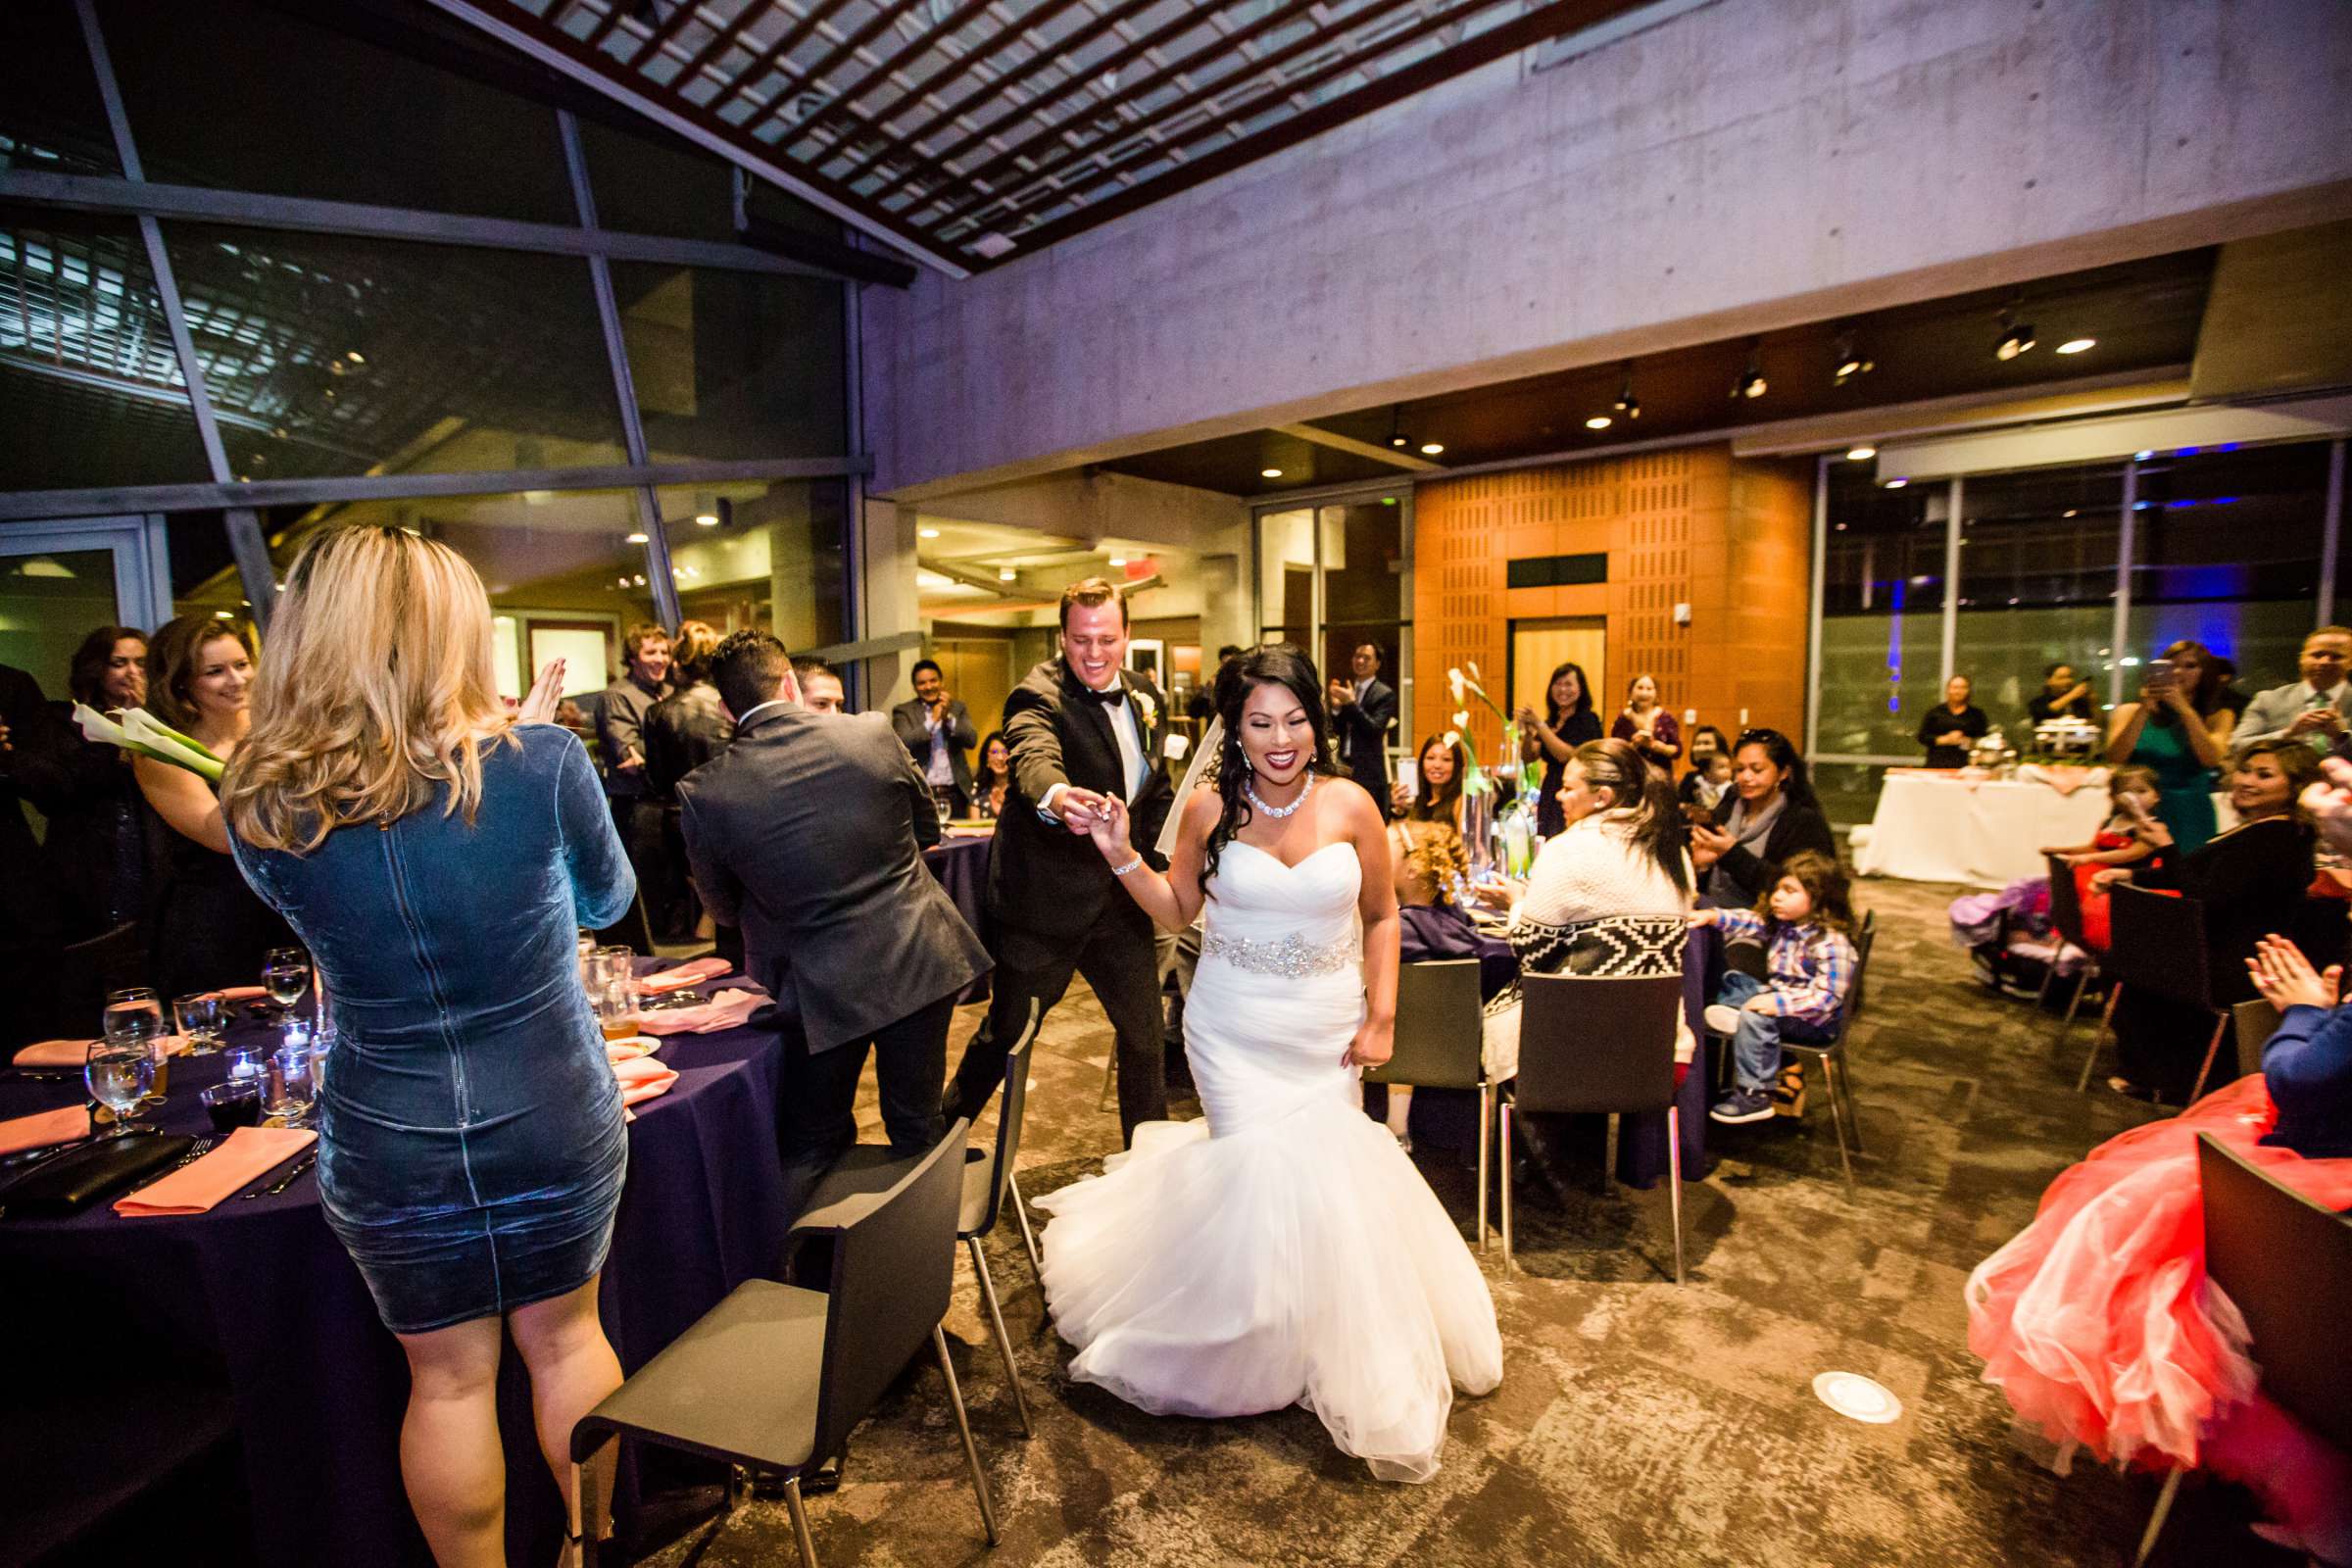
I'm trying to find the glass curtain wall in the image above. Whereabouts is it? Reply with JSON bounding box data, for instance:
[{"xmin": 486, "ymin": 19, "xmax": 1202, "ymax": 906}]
[
  {"xmin": 1253, "ymin": 491, "xmax": 1412, "ymax": 756},
  {"xmin": 1, "ymin": 0, "xmax": 858, "ymax": 712},
  {"xmin": 1813, "ymin": 438, "xmax": 2344, "ymax": 828}
]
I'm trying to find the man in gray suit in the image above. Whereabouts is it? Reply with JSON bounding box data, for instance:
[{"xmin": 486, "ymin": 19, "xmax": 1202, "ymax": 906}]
[
  {"xmin": 2237, "ymin": 625, "xmax": 2352, "ymax": 756},
  {"xmin": 679, "ymin": 631, "xmax": 990, "ymax": 1208}
]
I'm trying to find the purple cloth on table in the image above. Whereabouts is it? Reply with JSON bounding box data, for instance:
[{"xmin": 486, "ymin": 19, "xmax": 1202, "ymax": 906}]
[
  {"xmin": 0, "ymin": 969, "xmax": 791, "ymax": 1568},
  {"xmin": 924, "ymin": 835, "xmax": 993, "ymax": 1004}
]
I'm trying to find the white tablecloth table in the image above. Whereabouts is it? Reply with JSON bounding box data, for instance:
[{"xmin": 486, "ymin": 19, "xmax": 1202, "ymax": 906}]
[{"xmin": 1851, "ymin": 771, "xmax": 2111, "ymax": 888}]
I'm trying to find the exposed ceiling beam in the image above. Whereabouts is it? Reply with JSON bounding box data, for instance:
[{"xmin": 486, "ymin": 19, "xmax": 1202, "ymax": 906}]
[{"xmin": 1271, "ymin": 422, "xmax": 1442, "ymax": 472}]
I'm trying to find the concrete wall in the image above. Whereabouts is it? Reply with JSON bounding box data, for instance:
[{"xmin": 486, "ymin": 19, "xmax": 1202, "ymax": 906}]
[{"xmin": 861, "ymin": 0, "xmax": 2352, "ymax": 498}]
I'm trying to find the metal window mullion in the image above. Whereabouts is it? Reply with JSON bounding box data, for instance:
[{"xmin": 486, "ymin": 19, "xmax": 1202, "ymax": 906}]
[
  {"xmin": 840, "ymin": 262, "xmax": 867, "ymax": 710},
  {"xmin": 1805, "ymin": 454, "xmax": 1827, "ymax": 760},
  {"xmin": 562, "ymin": 111, "xmax": 681, "ymax": 630},
  {"xmin": 2320, "ymin": 438, "xmax": 2344, "ymax": 627},
  {"xmin": 2110, "ymin": 461, "xmax": 2138, "ymax": 710},
  {"xmin": 78, "ymin": 0, "xmax": 283, "ymax": 627},
  {"xmin": 1939, "ymin": 474, "xmax": 1962, "ymax": 685}
]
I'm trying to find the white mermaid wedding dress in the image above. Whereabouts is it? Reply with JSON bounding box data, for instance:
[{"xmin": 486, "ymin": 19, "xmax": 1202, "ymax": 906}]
[{"xmin": 1035, "ymin": 839, "xmax": 1503, "ymax": 1483}]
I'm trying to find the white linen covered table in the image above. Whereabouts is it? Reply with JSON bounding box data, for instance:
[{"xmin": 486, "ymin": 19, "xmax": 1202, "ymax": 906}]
[{"xmin": 1851, "ymin": 770, "xmax": 2111, "ymax": 888}]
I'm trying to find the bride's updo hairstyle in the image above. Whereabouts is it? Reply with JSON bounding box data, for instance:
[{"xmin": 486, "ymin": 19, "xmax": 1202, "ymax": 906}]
[
  {"xmin": 1201, "ymin": 643, "xmax": 1337, "ymax": 888},
  {"xmin": 1572, "ymin": 737, "xmax": 1691, "ymax": 895}
]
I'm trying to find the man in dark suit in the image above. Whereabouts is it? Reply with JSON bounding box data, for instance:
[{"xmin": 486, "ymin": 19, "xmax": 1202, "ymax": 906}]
[
  {"xmin": 889, "ymin": 659, "xmax": 978, "ymax": 817},
  {"xmin": 942, "ymin": 578, "xmax": 1175, "ymax": 1144},
  {"xmin": 1331, "ymin": 640, "xmax": 1396, "ymax": 813},
  {"xmin": 678, "ymin": 631, "xmax": 990, "ymax": 1210}
]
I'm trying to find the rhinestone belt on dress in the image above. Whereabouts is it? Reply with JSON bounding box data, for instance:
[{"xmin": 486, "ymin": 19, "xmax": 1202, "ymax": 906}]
[{"xmin": 1199, "ymin": 931, "xmax": 1357, "ymax": 978}]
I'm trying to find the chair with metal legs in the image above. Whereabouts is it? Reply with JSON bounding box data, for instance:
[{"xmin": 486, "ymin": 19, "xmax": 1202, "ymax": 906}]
[
  {"xmin": 1363, "ymin": 959, "xmax": 1494, "ymax": 1250},
  {"xmin": 794, "ymin": 1002, "xmax": 1047, "ymax": 1437},
  {"xmin": 2132, "ymin": 1134, "xmax": 2352, "ymax": 1564},
  {"xmin": 2078, "ymin": 885, "xmax": 2230, "ymax": 1103},
  {"xmin": 1501, "ymin": 972, "xmax": 1687, "ymax": 1283},
  {"xmin": 2041, "ymin": 855, "xmax": 2103, "ymax": 1042},
  {"xmin": 1770, "ymin": 911, "xmax": 1877, "ymax": 1199},
  {"xmin": 569, "ymin": 1122, "xmax": 996, "ymax": 1568}
]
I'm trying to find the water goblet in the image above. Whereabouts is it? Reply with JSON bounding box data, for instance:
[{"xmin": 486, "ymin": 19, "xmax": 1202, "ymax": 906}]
[
  {"xmin": 85, "ymin": 1040, "xmax": 154, "ymax": 1136},
  {"xmin": 104, "ymin": 990, "xmax": 170, "ymax": 1104},
  {"xmin": 262, "ymin": 948, "xmax": 312, "ymax": 1019},
  {"xmin": 173, "ymin": 992, "xmax": 227, "ymax": 1055}
]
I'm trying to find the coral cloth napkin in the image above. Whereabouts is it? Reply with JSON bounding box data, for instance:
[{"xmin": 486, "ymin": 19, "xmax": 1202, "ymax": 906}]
[
  {"xmin": 636, "ymin": 988, "xmax": 764, "ymax": 1036},
  {"xmin": 212, "ymin": 986, "xmax": 270, "ymax": 1003},
  {"xmin": 14, "ymin": 1036, "xmax": 189, "ymax": 1067},
  {"xmin": 612, "ymin": 1054, "xmax": 678, "ymax": 1117},
  {"xmin": 638, "ymin": 957, "xmax": 732, "ymax": 995},
  {"xmin": 0, "ymin": 1104, "xmax": 91, "ymax": 1155},
  {"xmin": 113, "ymin": 1126, "xmax": 316, "ymax": 1216}
]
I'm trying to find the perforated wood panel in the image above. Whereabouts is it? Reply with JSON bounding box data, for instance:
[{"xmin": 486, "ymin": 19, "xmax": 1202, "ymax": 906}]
[{"xmin": 1411, "ymin": 446, "xmax": 1811, "ymax": 764}]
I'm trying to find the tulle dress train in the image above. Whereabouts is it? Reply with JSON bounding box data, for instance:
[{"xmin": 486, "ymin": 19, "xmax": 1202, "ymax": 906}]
[{"xmin": 1036, "ymin": 841, "xmax": 1502, "ymax": 1482}]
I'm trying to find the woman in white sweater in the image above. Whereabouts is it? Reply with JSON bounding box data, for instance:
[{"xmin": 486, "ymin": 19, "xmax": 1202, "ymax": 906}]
[{"xmin": 1480, "ymin": 737, "xmax": 1695, "ymax": 1082}]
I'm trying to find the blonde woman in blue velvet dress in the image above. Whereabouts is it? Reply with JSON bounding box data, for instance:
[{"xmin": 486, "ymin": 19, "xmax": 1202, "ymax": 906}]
[{"xmin": 222, "ymin": 525, "xmax": 635, "ymax": 1568}]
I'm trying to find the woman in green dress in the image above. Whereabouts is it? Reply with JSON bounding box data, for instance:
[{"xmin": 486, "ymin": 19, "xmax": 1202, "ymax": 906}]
[{"xmin": 2103, "ymin": 639, "xmax": 2234, "ymax": 854}]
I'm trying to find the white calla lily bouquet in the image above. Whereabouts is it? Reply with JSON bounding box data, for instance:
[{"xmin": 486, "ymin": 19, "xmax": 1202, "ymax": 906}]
[
  {"xmin": 1444, "ymin": 662, "xmax": 1542, "ymax": 797},
  {"xmin": 74, "ymin": 704, "xmax": 226, "ymax": 783}
]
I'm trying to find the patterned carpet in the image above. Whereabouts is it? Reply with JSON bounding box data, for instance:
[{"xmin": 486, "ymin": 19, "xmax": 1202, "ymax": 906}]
[{"xmin": 630, "ymin": 879, "xmax": 2300, "ymax": 1568}]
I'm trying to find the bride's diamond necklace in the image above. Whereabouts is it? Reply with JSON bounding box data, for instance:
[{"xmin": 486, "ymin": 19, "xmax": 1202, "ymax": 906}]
[{"xmin": 1246, "ymin": 768, "xmax": 1313, "ymax": 818}]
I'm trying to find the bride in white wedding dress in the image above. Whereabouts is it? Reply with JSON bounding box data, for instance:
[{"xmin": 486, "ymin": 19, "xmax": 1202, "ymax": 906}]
[{"xmin": 1035, "ymin": 646, "xmax": 1502, "ymax": 1483}]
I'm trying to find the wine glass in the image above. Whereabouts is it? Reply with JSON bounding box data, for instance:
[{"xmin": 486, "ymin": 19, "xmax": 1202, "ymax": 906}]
[
  {"xmin": 262, "ymin": 948, "xmax": 312, "ymax": 1019},
  {"xmin": 104, "ymin": 989, "xmax": 169, "ymax": 1105},
  {"xmin": 85, "ymin": 1040, "xmax": 154, "ymax": 1136},
  {"xmin": 173, "ymin": 992, "xmax": 227, "ymax": 1055}
]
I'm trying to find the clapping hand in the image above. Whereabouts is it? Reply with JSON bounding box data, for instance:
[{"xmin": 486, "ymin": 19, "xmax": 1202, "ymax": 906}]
[
  {"xmin": 2303, "ymin": 757, "xmax": 2352, "ymax": 858},
  {"xmin": 517, "ymin": 659, "xmax": 567, "ymax": 726},
  {"xmin": 2245, "ymin": 933, "xmax": 2342, "ymax": 1012}
]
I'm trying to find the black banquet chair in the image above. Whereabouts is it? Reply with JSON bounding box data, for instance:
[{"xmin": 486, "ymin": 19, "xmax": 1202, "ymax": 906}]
[
  {"xmin": 568, "ymin": 1121, "xmax": 997, "ymax": 1568},
  {"xmin": 1503, "ymin": 972, "xmax": 1687, "ymax": 1284},
  {"xmin": 2079, "ymin": 884, "xmax": 2230, "ymax": 1103},
  {"xmin": 1364, "ymin": 958, "xmax": 1495, "ymax": 1250},
  {"xmin": 2129, "ymin": 1134, "xmax": 2352, "ymax": 1565},
  {"xmin": 2040, "ymin": 855, "xmax": 2103, "ymax": 1042}
]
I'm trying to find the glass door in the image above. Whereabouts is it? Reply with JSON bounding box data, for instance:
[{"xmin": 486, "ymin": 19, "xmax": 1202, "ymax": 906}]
[
  {"xmin": 1252, "ymin": 489, "xmax": 1413, "ymax": 761},
  {"xmin": 0, "ymin": 516, "xmax": 173, "ymax": 699}
]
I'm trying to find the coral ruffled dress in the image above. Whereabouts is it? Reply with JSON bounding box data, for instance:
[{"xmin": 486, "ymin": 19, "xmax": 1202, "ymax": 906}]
[{"xmin": 1965, "ymin": 1074, "xmax": 2352, "ymax": 1470}]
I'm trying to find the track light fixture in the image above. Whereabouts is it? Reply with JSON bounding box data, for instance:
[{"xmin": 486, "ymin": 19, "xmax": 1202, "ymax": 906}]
[
  {"xmin": 1832, "ymin": 328, "xmax": 1874, "ymax": 386},
  {"xmin": 1731, "ymin": 342, "xmax": 1767, "ymax": 401},
  {"xmin": 1387, "ymin": 406, "xmax": 1412, "ymax": 451},
  {"xmin": 1612, "ymin": 364, "xmax": 1640, "ymax": 421},
  {"xmin": 1994, "ymin": 301, "xmax": 2035, "ymax": 361}
]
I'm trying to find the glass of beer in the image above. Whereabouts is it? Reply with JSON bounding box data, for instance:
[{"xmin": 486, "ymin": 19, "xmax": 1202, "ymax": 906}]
[{"xmin": 595, "ymin": 978, "xmax": 641, "ymax": 1044}]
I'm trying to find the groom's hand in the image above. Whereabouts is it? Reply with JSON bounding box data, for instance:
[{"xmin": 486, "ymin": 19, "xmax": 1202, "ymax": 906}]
[{"xmin": 1054, "ymin": 785, "xmax": 1111, "ymax": 835}]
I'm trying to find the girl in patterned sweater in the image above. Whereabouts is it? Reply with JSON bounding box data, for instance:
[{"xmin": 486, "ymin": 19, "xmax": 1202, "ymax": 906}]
[{"xmin": 1692, "ymin": 851, "xmax": 1859, "ymax": 1125}]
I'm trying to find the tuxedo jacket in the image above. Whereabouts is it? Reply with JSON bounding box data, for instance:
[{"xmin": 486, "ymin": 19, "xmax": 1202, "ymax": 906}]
[
  {"xmin": 988, "ymin": 659, "xmax": 1175, "ymax": 939},
  {"xmin": 677, "ymin": 705, "xmax": 989, "ymax": 1054}
]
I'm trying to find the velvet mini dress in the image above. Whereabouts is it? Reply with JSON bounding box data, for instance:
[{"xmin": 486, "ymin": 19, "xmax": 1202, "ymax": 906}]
[{"xmin": 230, "ymin": 725, "xmax": 637, "ymax": 1334}]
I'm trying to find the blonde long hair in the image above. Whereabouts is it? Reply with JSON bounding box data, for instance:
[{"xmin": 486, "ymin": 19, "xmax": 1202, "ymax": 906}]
[{"xmin": 222, "ymin": 525, "xmax": 517, "ymax": 853}]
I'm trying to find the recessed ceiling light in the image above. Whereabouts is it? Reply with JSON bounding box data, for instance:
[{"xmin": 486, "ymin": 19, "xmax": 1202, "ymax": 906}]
[
  {"xmin": 1107, "ymin": 555, "xmax": 1127, "ymax": 567},
  {"xmin": 695, "ymin": 512, "xmax": 719, "ymax": 526},
  {"xmin": 2055, "ymin": 337, "xmax": 2095, "ymax": 354},
  {"xmin": 2133, "ymin": 450, "xmax": 2155, "ymax": 462},
  {"xmin": 919, "ymin": 527, "xmax": 941, "ymax": 538},
  {"xmin": 213, "ymin": 610, "xmax": 234, "ymax": 619},
  {"xmin": 2062, "ymin": 508, "xmax": 2079, "ymax": 517},
  {"xmin": 998, "ymin": 567, "xmax": 1016, "ymax": 582},
  {"xmin": 1585, "ymin": 415, "xmax": 1612, "ymax": 430},
  {"xmin": 1883, "ymin": 477, "xmax": 1909, "ymax": 489},
  {"xmin": 1261, "ymin": 467, "xmax": 1283, "ymax": 478},
  {"xmin": 1419, "ymin": 442, "xmax": 1445, "ymax": 456},
  {"xmin": 1846, "ymin": 444, "xmax": 1877, "ymax": 461},
  {"xmin": 625, "ymin": 530, "xmax": 648, "ymax": 544}
]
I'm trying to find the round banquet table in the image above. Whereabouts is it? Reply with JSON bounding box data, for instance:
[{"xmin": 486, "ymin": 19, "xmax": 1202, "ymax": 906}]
[
  {"xmin": 1461, "ymin": 919, "xmax": 1717, "ymax": 1190},
  {"xmin": 1851, "ymin": 770, "xmax": 2111, "ymax": 887},
  {"xmin": 0, "ymin": 964, "xmax": 790, "ymax": 1568}
]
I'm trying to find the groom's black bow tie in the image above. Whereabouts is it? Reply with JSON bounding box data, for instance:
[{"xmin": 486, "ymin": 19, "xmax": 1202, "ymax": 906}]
[{"xmin": 1077, "ymin": 684, "xmax": 1125, "ymax": 706}]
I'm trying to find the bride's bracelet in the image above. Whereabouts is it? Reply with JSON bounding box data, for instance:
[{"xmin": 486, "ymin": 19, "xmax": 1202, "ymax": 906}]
[{"xmin": 1110, "ymin": 856, "xmax": 1146, "ymax": 878}]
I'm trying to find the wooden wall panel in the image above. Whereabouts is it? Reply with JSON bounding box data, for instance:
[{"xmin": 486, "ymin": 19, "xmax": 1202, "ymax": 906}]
[{"xmin": 1412, "ymin": 445, "xmax": 1812, "ymax": 763}]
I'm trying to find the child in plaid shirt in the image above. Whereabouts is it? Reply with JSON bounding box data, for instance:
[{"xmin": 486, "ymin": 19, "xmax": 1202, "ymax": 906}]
[{"xmin": 1691, "ymin": 851, "xmax": 1859, "ymax": 1124}]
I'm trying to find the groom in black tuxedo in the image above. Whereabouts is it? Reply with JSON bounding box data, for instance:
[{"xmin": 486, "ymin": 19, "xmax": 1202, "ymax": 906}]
[{"xmin": 942, "ymin": 578, "xmax": 1175, "ymax": 1144}]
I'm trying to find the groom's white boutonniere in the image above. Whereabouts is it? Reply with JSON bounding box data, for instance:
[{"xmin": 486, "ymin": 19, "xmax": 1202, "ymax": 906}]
[{"xmin": 1133, "ymin": 690, "xmax": 1158, "ymax": 729}]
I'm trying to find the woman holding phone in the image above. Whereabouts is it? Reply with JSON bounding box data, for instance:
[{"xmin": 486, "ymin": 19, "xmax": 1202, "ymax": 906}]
[{"xmin": 2104, "ymin": 639, "xmax": 2233, "ymax": 855}]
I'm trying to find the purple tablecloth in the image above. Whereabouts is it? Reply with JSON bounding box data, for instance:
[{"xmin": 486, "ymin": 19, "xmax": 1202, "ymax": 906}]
[
  {"xmin": 925, "ymin": 833, "xmax": 993, "ymax": 1003},
  {"xmin": 0, "ymin": 966, "xmax": 790, "ymax": 1568},
  {"xmin": 1468, "ymin": 920, "xmax": 1718, "ymax": 1190}
]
